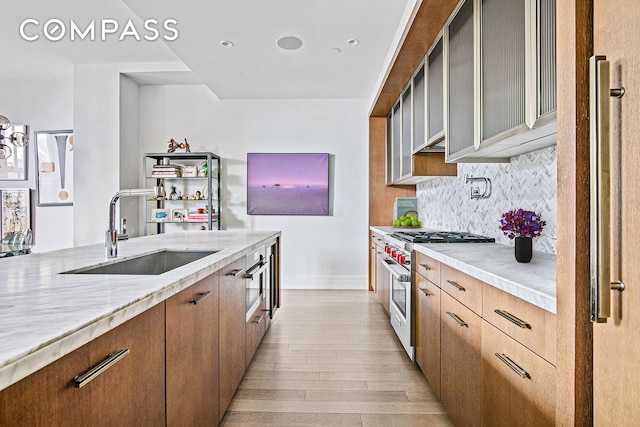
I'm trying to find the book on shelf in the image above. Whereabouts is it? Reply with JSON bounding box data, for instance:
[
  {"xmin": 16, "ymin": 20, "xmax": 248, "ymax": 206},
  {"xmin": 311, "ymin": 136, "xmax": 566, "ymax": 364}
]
[
  {"xmin": 151, "ymin": 165, "xmax": 182, "ymax": 177},
  {"xmin": 187, "ymin": 214, "xmax": 219, "ymax": 222}
]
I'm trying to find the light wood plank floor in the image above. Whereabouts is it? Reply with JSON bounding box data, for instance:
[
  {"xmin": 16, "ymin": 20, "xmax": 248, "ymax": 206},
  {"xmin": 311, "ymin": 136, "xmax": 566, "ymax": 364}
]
[{"xmin": 221, "ymin": 290, "xmax": 453, "ymax": 426}]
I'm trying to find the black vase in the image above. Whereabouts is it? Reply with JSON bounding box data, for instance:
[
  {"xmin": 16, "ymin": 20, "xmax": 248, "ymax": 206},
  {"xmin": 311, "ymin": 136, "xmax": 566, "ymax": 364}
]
[{"xmin": 515, "ymin": 237, "xmax": 533, "ymax": 263}]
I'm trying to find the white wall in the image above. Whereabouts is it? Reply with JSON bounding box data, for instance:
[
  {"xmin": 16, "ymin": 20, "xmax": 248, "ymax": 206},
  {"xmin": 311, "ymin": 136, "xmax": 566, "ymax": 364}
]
[
  {"xmin": 73, "ymin": 65, "xmax": 122, "ymax": 247},
  {"xmin": 138, "ymin": 85, "xmax": 369, "ymax": 289},
  {"xmin": 0, "ymin": 77, "xmax": 74, "ymax": 252},
  {"xmin": 72, "ymin": 62, "xmax": 189, "ymax": 246},
  {"xmin": 119, "ymin": 75, "xmax": 141, "ymax": 237}
]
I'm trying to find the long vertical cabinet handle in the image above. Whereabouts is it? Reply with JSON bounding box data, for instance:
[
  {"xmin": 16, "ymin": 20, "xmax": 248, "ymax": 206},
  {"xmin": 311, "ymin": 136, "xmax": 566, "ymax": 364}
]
[{"xmin": 589, "ymin": 56, "xmax": 626, "ymax": 323}]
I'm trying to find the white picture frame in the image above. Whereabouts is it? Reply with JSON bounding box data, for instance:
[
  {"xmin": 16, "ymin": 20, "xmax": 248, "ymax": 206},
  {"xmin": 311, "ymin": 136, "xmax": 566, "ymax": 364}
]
[
  {"xmin": 152, "ymin": 208, "xmax": 170, "ymax": 222},
  {"xmin": 35, "ymin": 130, "xmax": 73, "ymax": 206},
  {"xmin": 171, "ymin": 209, "xmax": 188, "ymax": 222}
]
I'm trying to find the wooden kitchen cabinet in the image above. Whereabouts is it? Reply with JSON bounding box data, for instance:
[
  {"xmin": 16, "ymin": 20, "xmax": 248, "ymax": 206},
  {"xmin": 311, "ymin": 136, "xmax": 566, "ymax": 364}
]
[
  {"xmin": 369, "ymin": 231, "xmax": 385, "ymax": 292},
  {"xmin": 440, "ymin": 263, "xmax": 483, "ymax": 315},
  {"xmin": 440, "ymin": 291, "xmax": 482, "ymax": 427},
  {"xmin": 386, "ymin": 60, "xmax": 456, "ymax": 185},
  {"xmin": 415, "ymin": 273, "xmax": 442, "ymax": 399},
  {"xmin": 0, "ymin": 303, "xmax": 165, "ymax": 427},
  {"xmin": 166, "ymin": 275, "xmax": 219, "ymax": 426},
  {"xmin": 482, "ymin": 321, "xmax": 556, "ymax": 426},
  {"xmin": 218, "ymin": 257, "xmax": 247, "ymax": 418},
  {"xmin": 376, "ymin": 247, "xmax": 390, "ymax": 314},
  {"xmin": 246, "ymin": 299, "xmax": 268, "ymax": 367},
  {"xmin": 483, "ymin": 282, "xmax": 556, "ymax": 365}
]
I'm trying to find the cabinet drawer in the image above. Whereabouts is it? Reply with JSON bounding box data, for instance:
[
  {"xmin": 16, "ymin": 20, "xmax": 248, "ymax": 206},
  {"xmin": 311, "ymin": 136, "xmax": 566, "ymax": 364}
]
[
  {"xmin": 415, "ymin": 252, "xmax": 441, "ymax": 285},
  {"xmin": 483, "ymin": 284, "xmax": 556, "ymax": 365},
  {"xmin": 482, "ymin": 322, "xmax": 556, "ymax": 427},
  {"xmin": 370, "ymin": 231, "xmax": 385, "ymax": 246},
  {"xmin": 415, "ymin": 274, "xmax": 441, "ymax": 399},
  {"xmin": 440, "ymin": 292, "xmax": 482, "ymax": 427},
  {"xmin": 440, "ymin": 263, "xmax": 482, "ymax": 315}
]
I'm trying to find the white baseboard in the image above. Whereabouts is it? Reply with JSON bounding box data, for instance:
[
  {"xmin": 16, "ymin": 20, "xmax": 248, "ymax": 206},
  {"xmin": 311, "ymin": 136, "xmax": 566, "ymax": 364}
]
[{"xmin": 281, "ymin": 275, "xmax": 368, "ymax": 290}]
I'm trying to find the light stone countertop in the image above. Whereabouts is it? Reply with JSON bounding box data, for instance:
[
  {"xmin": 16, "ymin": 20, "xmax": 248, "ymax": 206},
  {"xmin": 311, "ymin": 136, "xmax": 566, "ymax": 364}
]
[
  {"xmin": 370, "ymin": 226, "xmax": 556, "ymax": 314},
  {"xmin": 0, "ymin": 230, "xmax": 280, "ymax": 392}
]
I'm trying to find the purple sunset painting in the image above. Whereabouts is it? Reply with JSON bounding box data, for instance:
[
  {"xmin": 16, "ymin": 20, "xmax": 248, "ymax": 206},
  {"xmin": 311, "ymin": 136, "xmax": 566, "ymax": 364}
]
[{"xmin": 247, "ymin": 153, "xmax": 330, "ymax": 215}]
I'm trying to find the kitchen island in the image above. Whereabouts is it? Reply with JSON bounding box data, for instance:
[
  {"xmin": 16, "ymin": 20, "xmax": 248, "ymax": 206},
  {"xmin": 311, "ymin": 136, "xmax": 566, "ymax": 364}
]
[{"xmin": 0, "ymin": 230, "xmax": 280, "ymax": 394}]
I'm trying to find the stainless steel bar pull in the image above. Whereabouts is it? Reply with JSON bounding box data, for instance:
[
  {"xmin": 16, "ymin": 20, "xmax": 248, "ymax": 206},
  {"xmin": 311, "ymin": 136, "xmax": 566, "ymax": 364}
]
[
  {"xmin": 495, "ymin": 353, "xmax": 530, "ymax": 379},
  {"xmin": 73, "ymin": 349, "xmax": 130, "ymax": 388},
  {"xmin": 589, "ymin": 55, "xmax": 626, "ymax": 323},
  {"xmin": 190, "ymin": 291, "xmax": 212, "ymax": 305}
]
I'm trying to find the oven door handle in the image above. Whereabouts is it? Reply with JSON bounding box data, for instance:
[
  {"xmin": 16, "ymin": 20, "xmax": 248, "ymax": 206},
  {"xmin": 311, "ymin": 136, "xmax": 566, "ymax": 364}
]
[
  {"xmin": 245, "ymin": 260, "xmax": 268, "ymax": 280},
  {"xmin": 381, "ymin": 258, "xmax": 411, "ymax": 283}
]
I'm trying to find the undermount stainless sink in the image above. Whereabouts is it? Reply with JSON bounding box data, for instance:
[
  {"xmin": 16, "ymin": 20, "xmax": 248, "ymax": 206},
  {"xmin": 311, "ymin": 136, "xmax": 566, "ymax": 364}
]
[{"xmin": 62, "ymin": 250, "xmax": 217, "ymax": 275}]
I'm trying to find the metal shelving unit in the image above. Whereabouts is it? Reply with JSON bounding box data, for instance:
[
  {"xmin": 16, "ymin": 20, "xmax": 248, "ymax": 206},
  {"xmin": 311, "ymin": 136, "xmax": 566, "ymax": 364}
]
[{"xmin": 143, "ymin": 152, "xmax": 221, "ymax": 235}]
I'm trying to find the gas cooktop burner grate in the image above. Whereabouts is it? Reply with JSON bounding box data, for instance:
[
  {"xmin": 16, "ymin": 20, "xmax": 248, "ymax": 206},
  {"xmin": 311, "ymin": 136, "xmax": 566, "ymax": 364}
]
[{"xmin": 391, "ymin": 231, "xmax": 495, "ymax": 243}]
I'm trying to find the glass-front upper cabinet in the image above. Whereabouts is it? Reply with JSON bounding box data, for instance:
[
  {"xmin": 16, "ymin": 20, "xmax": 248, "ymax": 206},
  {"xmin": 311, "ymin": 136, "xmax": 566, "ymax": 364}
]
[
  {"xmin": 477, "ymin": 0, "xmax": 556, "ymax": 153},
  {"xmin": 386, "ymin": 113, "xmax": 393, "ymax": 185},
  {"xmin": 400, "ymin": 85, "xmax": 413, "ymax": 178},
  {"xmin": 445, "ymin": 0, "xmax": 557, "ymax": 162},
  {"xmin": 427, "ymin": 35, "xmax": 445, "ymax": 147},
  {"xmin": 445, "ymin": 0, "xmax": 475, "ymax": 161},
  {"xmin": 392, "ymin": 101, "xmax": 402, "ymax": 182},
  {"xmin": 412, "ymin": 64, "xmax": 426, "ymax": 150}
]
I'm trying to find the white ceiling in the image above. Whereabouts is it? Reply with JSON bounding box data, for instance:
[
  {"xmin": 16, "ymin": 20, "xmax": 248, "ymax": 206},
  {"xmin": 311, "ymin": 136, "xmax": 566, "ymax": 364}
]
[{"xmin": 0, "ymin": 0, "xmax": 414, "ymax": 99}]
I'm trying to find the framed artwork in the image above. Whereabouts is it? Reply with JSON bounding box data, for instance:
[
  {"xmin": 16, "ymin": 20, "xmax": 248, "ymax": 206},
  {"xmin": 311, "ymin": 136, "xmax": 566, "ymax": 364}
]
[
  {"xmin": 0, "ymin": 124, "xmax": 29, "ymax": 181},
  {"xmin": 171, "ymin": 209, "xmax": 188, "ymax": 222},
  {"xmin": 1, "ymin": 188, "xmax": 32, "ymax": 239},
  {"xmin": 152, "ymin": 208, "xmax": 170, "ymax": 222},
  {"xmin": 247, "ymin": 153, "xmax": 330, "ymax": 215},
  {"xmin": 35, "ymin": 130, "xmax": 73, "ymax": 206}
]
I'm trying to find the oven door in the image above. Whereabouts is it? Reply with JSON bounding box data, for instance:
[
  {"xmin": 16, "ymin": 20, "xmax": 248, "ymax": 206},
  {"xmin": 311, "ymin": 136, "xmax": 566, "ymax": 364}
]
[
  {"xmin": 245, "ymin": 249, "xmax": 268, "ymax": 322},
  {"xmin": 381, "ymin": 258, "xmax": 415, "ymax": 361}
]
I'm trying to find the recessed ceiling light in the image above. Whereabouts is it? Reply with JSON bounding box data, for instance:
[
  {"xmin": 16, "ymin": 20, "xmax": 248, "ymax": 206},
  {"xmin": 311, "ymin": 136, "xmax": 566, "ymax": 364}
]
[
  {"xmin": 346, "ymin": 38, "xmax": 359, "ymax": 46},
  {"xmin": 332, "ymin": 48, "xmax": 342, "ymax": 54},
  {"xmin": 220, "ymin": 40, "xmax": 234, "ymax": 47},
  {"xmin": 277, "ymin": 36, "xmax": 303, "ymax": 50}
]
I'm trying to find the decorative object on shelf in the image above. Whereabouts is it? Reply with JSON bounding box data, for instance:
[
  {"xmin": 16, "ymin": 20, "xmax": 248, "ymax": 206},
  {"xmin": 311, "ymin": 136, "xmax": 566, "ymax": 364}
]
[
  {"xmin": 198, "ymin": 161, "xmax": 208, "ymax": 177},
  {"xmin": 247, "ymin": 153, "xmax": 330, "ymax": 215},
  {"xmin": 499, "ymin": 208, "xmax": 546, "ymax": 263},
  {"xmin": 1, "ymin": 188, "xmax": 33, "ymax": 241},
  {"xmin": 169, "ymin": 186, "xmax": 179, "ymax": 200},
  {"xmin": 182, "ymin": 165, "xmax": 198, "ymax": 177},
  {"xmin": 167, "ymin": 138, "xmax": 191, "ymax": 153},
  {"xmin": 34, "ymin": 130, "xmax": 73, "ymax": 206},
  {"xmin": 0, "ymin": 123, "xmax": 28, "ymax": 181}
]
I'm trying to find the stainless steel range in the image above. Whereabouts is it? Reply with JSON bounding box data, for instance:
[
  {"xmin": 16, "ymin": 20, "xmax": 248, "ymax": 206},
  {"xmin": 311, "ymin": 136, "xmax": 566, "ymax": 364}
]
[{"xmin": 382, "ymin": 230, "xmax": 495, "ymax": 361}]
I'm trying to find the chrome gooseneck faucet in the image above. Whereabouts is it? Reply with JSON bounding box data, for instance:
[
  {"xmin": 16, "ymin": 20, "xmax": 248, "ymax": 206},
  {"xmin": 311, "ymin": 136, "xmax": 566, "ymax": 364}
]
[{"xmin": 106, "ymin": 187, "xmax": 162, "ymax": 258}]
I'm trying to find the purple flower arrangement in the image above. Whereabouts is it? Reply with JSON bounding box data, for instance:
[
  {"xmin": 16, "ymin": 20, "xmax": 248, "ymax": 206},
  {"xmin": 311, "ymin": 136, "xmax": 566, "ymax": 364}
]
[{"xmin": 499, "ymin": 209, "xmax": 546, "ymax": 239}]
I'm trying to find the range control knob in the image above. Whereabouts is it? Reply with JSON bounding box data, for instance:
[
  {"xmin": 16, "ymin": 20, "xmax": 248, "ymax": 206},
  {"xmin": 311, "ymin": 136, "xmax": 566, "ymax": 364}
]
[{"xmin": 398, "ymin": 254, "xmax": 406, "ymax": 264}]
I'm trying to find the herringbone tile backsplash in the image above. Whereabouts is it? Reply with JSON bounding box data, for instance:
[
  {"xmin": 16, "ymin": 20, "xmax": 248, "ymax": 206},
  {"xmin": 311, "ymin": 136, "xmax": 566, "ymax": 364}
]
[{"xmin": 416, "ymin": 146, "xmax": 557, "ymax": 254}]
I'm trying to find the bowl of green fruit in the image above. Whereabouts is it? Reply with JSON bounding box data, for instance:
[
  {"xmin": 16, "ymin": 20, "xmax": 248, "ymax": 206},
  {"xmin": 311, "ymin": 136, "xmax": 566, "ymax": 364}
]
[{"xmin": 393, "ymin": 213, "xmax": 421, "ymax": 228}]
